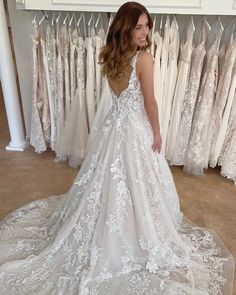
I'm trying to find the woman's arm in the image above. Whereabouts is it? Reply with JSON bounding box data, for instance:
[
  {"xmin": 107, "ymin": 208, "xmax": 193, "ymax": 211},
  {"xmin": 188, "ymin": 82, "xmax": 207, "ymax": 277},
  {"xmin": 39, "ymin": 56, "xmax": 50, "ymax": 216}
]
[{"xmin": 137, "ymin": 51, "xmax": 162, "ymax": 152}]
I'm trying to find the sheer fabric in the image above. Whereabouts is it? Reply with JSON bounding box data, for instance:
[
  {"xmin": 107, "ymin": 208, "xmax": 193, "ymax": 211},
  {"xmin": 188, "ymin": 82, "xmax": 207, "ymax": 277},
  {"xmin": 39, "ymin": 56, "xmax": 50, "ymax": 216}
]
[
  {"xmin": 166, "ymin": 19, "xmax": 195, "ymax": 162},
  {"xmin": 171, "ymin": 18, "xmax": 210, "ymax": 166},
  {"xmin": 184, "ymin": 20, "xmax": 223, "ymax": 175},
  {"xmin": 0, "ymin": 52, "xmax": 234, "ymax": 295}
]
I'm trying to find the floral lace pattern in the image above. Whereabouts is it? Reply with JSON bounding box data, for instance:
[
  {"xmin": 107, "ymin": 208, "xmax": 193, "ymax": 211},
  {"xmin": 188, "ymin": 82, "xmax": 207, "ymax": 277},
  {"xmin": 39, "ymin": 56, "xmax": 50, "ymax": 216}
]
[{"xmin": 0, "ymin": 52, "xmax": 234, "ymax": 294}]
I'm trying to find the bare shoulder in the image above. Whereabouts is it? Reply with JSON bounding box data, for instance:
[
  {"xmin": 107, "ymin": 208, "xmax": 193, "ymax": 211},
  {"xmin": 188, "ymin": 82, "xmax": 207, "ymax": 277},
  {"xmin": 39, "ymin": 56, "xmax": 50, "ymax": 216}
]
[
  {"xmin": 136, "ymin": 51, "xmax": 154, "ymax": 79},
  {"xmin": 137, "ymin": 51, "xmax": 153, "ymax": 64}
]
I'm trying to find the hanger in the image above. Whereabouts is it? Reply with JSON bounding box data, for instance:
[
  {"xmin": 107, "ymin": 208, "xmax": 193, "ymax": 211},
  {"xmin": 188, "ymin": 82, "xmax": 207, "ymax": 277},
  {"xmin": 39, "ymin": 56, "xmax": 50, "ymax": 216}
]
[
  {"xmin": 88, "ymin": 13, "xmax": 94, "ymax": 27},
  {"xmin": 63, "ymin": 13, "xmax": 69, "ymax": 25},
  {"xmin": 105, "ymin": 13, "xmax": 114, "ymax": 39},
  {"xmin": 88, "ymin": 13, "xmax": 95, "ymax": 38},
  {"xmin": 107, "ymin": 13, "xmax": 113, "ymax": 29},
  {"xmin": 69, "ymin": 12, "xmax": 75, "ymax": 27},
  {"xmin": 77, "ymin": 12, "xmax": 87, "ymax": 37},
  {"xmin": 39, "ymin": 10, "xmax": 48, "ymax": 26},
  {"xmin": 160, "ymin": 15, "xmax": 163, "ymax": 31},
  {"xmin": 191, "ymin": 15, "xmax": 195, "ymax": 31},
  {"xmin": 153, "ymin": 14, "xmax": 156, "ymax": 31},
  {"xmin": 173, "ymin": 14, "xmax": 178, "ymax": 30},
  {"xmin": 203, "ymin": 16, "xmax": 211, "ymax": 31},
  {"xmin": 32, "ymin": 12, "xmax": 37, "ymax": 24},
  {"xmin": 218, "ymin": 16, "xmax": 224, "ymax": 32},
  {"xmin": 56, "ymin": 12, "xmax": 61, "ymax": 24},
  {"xmin": 95, "ymin": 13, "xmax": 101, "ymax": 29},
  {"xmin": 51, "ymin": 12, "xmax": 55, "ymax": 26}
]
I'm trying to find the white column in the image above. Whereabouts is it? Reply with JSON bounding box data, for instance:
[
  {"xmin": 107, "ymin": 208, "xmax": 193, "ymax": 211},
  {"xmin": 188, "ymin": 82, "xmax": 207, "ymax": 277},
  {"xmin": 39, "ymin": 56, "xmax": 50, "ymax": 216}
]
[{"xmin": 0, "ymin": 0, "xmax": 28, "ymax": 151}]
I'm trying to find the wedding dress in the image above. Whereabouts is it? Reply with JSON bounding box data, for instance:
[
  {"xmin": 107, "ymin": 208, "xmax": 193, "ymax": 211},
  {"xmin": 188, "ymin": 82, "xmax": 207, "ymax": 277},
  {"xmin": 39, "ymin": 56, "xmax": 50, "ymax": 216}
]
[
  {"xmin": 171, "ymin": 17, "xmax": 210, "ymax": 166},
  {"xmin": 159, "ymin": 16, "xmax": 170, "ymax": 132},
  {"xmin": 30, "ymin": 19, "xmax": 47, "ymax": 153},
  {"xmin": 85, "ymin": 27, "xmax": 96, "ymax": 132},
  {"xmin": 184, "ymin": 20, "xmax": 223, "ymax": 175},
  {"xmin": 161, "ymin": 16, "xmax": 179, "ymax": 154},
  {"xmin": 207, "ymin": 36, "xmax": 236, "ymax": 166},
  {"xmin": 166, "ymin": 18, "xmax": 195, "ymax": 162},
  {"xmin": 0, "ymin": 52, "xmax": 234, "ymax": 295},
  {"xmin": 153, "ymin": 30, "xmax": 163, "ymax": 130},
  {"xmin": 210, "ymin": 61, "xmax": 236, "ymax": 168},
  {"xmin": 60, "ymin": 22, "xmax": 71, "ymax": 123},
  {"xmin": 94, "ymin": 28, "xmax": 106, "ymax": 109},
  {"xmin": 55, "ymin": 35, "xmax": 89, "ymax": 168}
]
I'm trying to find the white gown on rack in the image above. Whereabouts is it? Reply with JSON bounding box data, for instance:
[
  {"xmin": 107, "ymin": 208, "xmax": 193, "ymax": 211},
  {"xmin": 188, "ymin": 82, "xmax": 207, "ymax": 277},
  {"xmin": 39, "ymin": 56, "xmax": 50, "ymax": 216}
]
[
  {"xmin": 220, "ymin": 90, "xmax": 236, "ymax": 185},
  {"xmin": 60, "ymin": 22, "xmax": 71, "ymax": 123},
  {"xmin": 55, "ymin": 19, "xmax": 65, "ymax": 145},
  {"xmin": 0, "ymin": 52, "xmax": 234, "ymax": 295},
  {"xmin": 30, "ymin": 19, "xmax": 47, "ymax": 153},
  {"xmin": 94, "ymin": 28, "xmax": 106, "ymax": 109},
  {"xmin": 39, "ymin": 26, "xmax": 51, "ymax": 145},
  {"xmin": 153, "ymin": 30, "xmax": 162, "ymax": 130},
  {"xmin": 184, "ymin": 20, "xmax": 223, "ymax": 175},
  {"xmin": 171, "ymin": 18, "xmax": 210, "ymax": 166},
  {"xmin": 210, "ymin": 61, "xmax": 236, "ymax": 168},
  {"xmin": 166, "ymin": 18, "xmax": 195, "ymax": 162},
  {"xmin": 208, "ymin": 36, "xmax": 236, "ymax": 165},
  {"xmin": 219, "ymin": 87, "xmax": 236, "ymax": 180},
  {"xmin": 85, "ymin": 27, "xmax": 96, "ymax": 132},
  {"xmin": 55, "ymin": 34, "xmax": 89, "ymax": 168},
  {"xmin": 161, "ymin": 17, "xmax": 179, "ymax": 154},
  {"xmin": 159, "ymin": 16, "xmax": 170, "ymax": 131},
  {"xmin": 45, "ymin": 23, "xmax": 57, "ymax": 151}
]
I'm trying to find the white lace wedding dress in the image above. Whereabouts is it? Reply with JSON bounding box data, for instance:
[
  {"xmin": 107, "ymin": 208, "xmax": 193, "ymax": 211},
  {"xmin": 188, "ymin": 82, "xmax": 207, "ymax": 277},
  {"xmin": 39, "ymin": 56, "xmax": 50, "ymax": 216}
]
[{"xmin": 0, "ymin": 52, "xmax": 234, "ymax": 295}]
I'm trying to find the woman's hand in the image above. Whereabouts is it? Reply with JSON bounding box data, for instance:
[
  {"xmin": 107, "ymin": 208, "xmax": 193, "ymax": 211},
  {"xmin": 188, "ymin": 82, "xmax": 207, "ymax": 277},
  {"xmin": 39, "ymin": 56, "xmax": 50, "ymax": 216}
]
[{"xmin": 152, "ymin": 133, "xmax": 162, "ymax": 153}]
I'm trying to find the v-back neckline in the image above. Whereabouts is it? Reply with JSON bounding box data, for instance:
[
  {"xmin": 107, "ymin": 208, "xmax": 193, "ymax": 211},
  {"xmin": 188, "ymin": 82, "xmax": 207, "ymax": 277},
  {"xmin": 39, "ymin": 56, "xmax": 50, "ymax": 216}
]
[
  {"xmin": 107, "ymin": 51, "xmax": 139, "ymax": 98},
  {"xmin": 108, "ymin": 68, "xmax": 134, "ymax": 98}
]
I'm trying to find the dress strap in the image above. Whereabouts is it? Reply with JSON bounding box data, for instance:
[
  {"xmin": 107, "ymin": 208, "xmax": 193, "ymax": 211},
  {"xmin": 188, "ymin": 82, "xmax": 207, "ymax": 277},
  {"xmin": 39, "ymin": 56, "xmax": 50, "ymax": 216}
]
[{"xmin": 131, "ymin": 50, "xmax": 140, "ymax": 68}]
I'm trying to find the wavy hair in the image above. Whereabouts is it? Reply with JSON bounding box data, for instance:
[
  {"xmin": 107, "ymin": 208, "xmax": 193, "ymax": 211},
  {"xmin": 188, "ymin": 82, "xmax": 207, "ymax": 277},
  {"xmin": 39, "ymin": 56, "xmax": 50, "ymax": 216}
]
[{"xmin": 99, "ymin": 2, "xmax": 153, "ymax": 79}]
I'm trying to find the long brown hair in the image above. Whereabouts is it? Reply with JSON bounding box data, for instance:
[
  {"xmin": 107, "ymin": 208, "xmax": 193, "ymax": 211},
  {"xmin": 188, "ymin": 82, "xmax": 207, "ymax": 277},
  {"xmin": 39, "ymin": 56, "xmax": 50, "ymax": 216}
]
[{"xmin": 99, "ymin": 2, "xmax": 153, "ymax": 80}]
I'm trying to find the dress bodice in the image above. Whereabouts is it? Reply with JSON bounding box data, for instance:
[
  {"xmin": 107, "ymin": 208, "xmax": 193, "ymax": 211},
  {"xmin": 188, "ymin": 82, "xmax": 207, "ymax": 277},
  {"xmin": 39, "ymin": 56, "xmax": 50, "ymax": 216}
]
[{"xmin": 109, "ymin": 52, "xmax": 145, "ymax": 119}]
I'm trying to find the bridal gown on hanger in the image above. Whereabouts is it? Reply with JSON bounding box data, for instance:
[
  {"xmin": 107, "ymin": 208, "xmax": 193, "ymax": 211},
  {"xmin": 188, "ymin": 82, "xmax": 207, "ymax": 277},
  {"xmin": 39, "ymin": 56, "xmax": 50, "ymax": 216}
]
[
  {"xmin": 171, "ymin": 17, "xmax": 210, "ymax": 166},
  {"xmin": 220, "ymin": 90, "xmax": 236, "ymax": 185},
  {"xmin": 55, "ymin": 30, "xmax": 89, "ymax": 169},
  {"xmin": 159, "ymin": 16, "xmax": 170, "ymax": 132},
  {"xmin": 85, "ymin": 26, "xmax": 96, "ymax": 132},
  {"xmin": 0, "ymin": 51, "xmax": 234, "ymax": 295},
  {"xmin": 210, "ymin": 59, "xmax": 236, "ymax": 168},
  {"xmin": 184, "ymin": 19, "xmax": 223, "ymax": 175},
  {"xmin": 166, "ymin": 18, "xmax": 195, "ymax": 162},
  {"xmin": 208, "ymin": 34, "xmax": 236, "ymax": 165},
  {"xmin": 94, "ymin": 27, "xmax": 106, "ymax": 109},
  {"xmin": 56, "ymin": 19, "xmax": 65, "ymax": 145},
  {"xmin": 30, "ymin": 19, "xmax": 47, "ymax": 153},
  {"xmin": 219, "ymin": 86, "xmax": 236, "ymax": 180},
  {"xmin": 153, "ymin": 30, "xmax": 163, "ymax": 130},
  {"xmin": 161, "ymin": 16, "xmax": 179, "ymax": 154}
]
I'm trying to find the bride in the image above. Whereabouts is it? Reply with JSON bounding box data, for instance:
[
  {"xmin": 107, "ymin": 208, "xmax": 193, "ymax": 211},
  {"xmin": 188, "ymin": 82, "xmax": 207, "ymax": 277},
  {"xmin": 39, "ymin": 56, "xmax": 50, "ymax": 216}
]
[{"xmin": 0, "ymin": 2, "xmax": 234, "ymax": 294}]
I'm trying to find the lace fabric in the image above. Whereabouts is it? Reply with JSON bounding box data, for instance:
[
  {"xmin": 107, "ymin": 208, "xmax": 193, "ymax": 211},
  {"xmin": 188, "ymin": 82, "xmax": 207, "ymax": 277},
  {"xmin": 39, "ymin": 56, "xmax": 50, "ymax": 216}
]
[
  {"xmin": 161, "ymin": 18, "xmax": 179, "ymax": 154},
  {"xmin": 0, "ymin": 51, "xmax": 234, "ymax": 294},
  {"xmin": 171, "ymin": 18, "xmax": 210, "ymax": 166},
  {"xmin": 55, "ymin": 36, "xmax": 89, "ymax": 168},
  {"xmin": 166, "ymin": 20, "xmax": 195, "ymax": 162},
  {"xmin": 208, "ymin": 38, "xmax": 236, "ymax": 166},
  {"xmin": 184, "ymin": 24, "xmax": 223, "ymax": 175},
  {"xmin": 85, "ymin": 28, "xmax": 96, "ymax": 132},
  {"xmin": 210, "ymin": 61, "xmax": 236, "ymax": 168},
  {"xmin": 30, "ymin": 20, "xmax": 47, "ymax": 153}
]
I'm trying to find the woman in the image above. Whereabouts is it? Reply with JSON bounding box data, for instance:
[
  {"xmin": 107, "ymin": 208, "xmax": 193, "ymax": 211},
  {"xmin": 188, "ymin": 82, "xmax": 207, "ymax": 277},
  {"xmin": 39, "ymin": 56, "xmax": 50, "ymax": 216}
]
[{"xmin": 0, "ymin": 2, "xmax": 234, "ymax": 294}]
